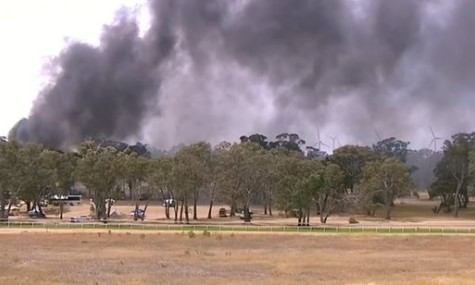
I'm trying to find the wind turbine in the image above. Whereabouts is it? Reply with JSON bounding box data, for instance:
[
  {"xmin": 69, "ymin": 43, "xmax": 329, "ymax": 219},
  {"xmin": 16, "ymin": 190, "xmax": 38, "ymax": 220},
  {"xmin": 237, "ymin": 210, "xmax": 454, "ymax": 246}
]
[
  {"xmin": 315, "ymin": 130, "xmax": 329, "ymax": 150},
  {"xmin": 327, "ymin": 135, "xmax": 338, "ymax": 151},
  {"xmin": 429, "ymin": 126, "xmax": 443, "ymax": 152},
  {"xmin": 374, "ymin": 129, "xmax": 382, "ymax": 141}
]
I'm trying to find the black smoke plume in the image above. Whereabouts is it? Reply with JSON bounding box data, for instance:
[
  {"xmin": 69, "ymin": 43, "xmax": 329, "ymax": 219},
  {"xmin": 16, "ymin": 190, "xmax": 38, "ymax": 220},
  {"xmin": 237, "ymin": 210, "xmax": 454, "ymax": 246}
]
[{"xmin": 13, "ymin": 0, "xmax": 475, "ymax": 149}]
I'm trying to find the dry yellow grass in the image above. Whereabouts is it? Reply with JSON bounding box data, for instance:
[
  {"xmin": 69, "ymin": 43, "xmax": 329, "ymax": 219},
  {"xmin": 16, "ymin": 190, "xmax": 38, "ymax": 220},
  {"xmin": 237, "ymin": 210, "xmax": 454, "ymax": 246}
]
[{"xmin": 0, "ymin": 232, "xmax": 474, "ymax": 285}]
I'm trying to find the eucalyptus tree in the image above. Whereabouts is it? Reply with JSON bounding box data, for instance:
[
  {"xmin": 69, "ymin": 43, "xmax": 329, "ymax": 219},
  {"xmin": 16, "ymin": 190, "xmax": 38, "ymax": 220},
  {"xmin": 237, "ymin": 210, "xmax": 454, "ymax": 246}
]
[
  {"xmin": 373, "ymin": 137, "xmax": 410, "ymax": 163},
  {"xmin": 433, "ymin": 132, "xmax": 475, "ymax": 216},
  {"xmin": 331, "ymin": 145, "xmax": 377, "ymax": 193},
  {"xmin": 122, "ymin": 152, "xmax": 151, "ymax": 221},
  {"xmin": 45, "ymin": 150, "xmax": 77, "ymax": 219},
  {"xmin": 147, "ymin": 156, "xmax": 179, "ymax": 221},
  {"xmin": 17, "ymin": 144, "xmax": 58, "ymax": 217},
  {"xmin": 206, "ymin": 142, "xmax": 231, "ymax": 219},
  {"xmin": 0, "ymin": 141, "xmax": 24, "ymax": 219},
  {"xmin": 301, "ymin": 163, "xmax": 345, "ymax": 224},
  {"xmin": 76, "ymin": 141, "xmax": 123, "ymax": 220},
  {"xmin": 176, "ymin": 142, "xmax": 212, "ymax": 220},
  {"xmin": 275, "ymin": 154, "xmax": 314, "ymax": 226},
  {"xmin": 361, "ymin": 158, "xmax": 411, "ymax": 220},
  {"xmin": 219, "ymin": 142, "xmax": 265, "ymax": 222}
]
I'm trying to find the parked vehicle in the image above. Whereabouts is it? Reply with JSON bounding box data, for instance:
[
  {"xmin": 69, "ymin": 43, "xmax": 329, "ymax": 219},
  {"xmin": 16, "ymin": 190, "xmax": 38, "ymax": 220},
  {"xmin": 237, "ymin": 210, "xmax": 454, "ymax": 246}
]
[
  {"xmin": 27, "ymin": 208, "xmax": 45, "ymax": 218},
  {"xmin": 239, "ymin": 210, "xmax": 253, "ymax": 220},
  {"xmin": 129, "ymin": 209, "xmax": 145, "ymax": 219},
  {"xmin": 49, "ymin": 194, "xmax": 82, "ymax": 206},
  {"xmin": 3, "ymin": 206, "xmax": 20, "ymax": 216},
  {"xmin": 162, "ymin": 198, "xmax": 176, "ymax": 208}
]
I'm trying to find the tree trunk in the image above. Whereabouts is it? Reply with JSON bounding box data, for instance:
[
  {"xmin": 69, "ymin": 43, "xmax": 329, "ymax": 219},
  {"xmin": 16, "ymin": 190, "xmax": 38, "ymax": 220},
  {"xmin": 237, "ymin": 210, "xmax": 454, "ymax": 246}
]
[
  {"xmin": 173, "ymin": 204, "xmax": 178, "ymax": 223},
  {"xmin": 192, "ymin": 188, "xmax": 199, "ymax": 220},
  {"xmin": 319, "ymin": 195, "xmax": 327, "ymax": 224},
  {"xmin": 385, "ymin": 206, "xmax": 391, "ymax": 220},
  {"xmin": 133, "ymin": 200, "xmax": 139, "ymax": 221},
  {"xmin": 141, "ymin": 199, "xmax": 150, "ymax": 221},
  {"xmin": 59, "ymin": 202, "xmax": 64, "ymax": 220},
  {"xmin": 230, "ymin": 204, "xmax": 236, "ymax": 217},
  {"xmin": 297, "ymin": 208, "xmax": 302, "ymax": 226},
  {"xmin": 179, "ymin": 201, "xmax": 184, "ymax": 223},
  {"xmin": 384, "ymin": 193, "xmax": 392, "ymax": 220},
  {"xmin": 243, "ymin": 204, "xmax": 251, "ymax": 223},
  {"xmin": 320, "ymin": 212, "xmax": 326, "ymax": 224},
  {"xmin": 36, "ymin": 200, "xmax": 45, "ymax": 217},
  {"xmin": 26, "ymin": 200, "xmax": 31, "ymax": 212},
  {"xmin": 454, "ymin": 182, "xmax": 462, "ymax": 218},
  {"xmin": 185, "ymin": 199, "xmax": 190, "ymax": 224},
  {"xmin": 193, "ymin": 197, "xmax": 198, "ymax": 220},
  {"xmin": 306, "ymin": 207, "xmax": 310, "ymax": 226},
  {"xmin": 165, "ymin": 204, "xmax": 170, "ymax": 219},
  {"xmin": 0, "ymin": 189, "xmax": 6, "ymax": 221},
  {"xmin": 207, "ymin": 200, "xmax": 213, "ymax": 219},
  {"xmin": 268, "ymin": 203, "xmax": 273, "ymax": 216},
  {"xmin": 106, "ymin": 199, "xmax": 112, "ymax": 219},
  {"xmin": 95, "ymin": 195, "xmax": 106, "ymax": 220},
  {"xmin": 264, "ymin": 202, "xmax": 268, "ymax": 215},
  {"xmin": 5, "ymin": 201, "xmax": 12, "ymax": 218},
  {"xmin": 453, "ymin": 166, "xmax": 465, "ymax": 218}
]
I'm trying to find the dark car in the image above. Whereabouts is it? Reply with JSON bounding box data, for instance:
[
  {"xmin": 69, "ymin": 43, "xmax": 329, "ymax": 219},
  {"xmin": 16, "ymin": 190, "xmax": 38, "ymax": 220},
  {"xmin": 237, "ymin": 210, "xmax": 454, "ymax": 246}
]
[{"xmin": 129, "ymin": 209, "xmax": 145, "ymax": 219}]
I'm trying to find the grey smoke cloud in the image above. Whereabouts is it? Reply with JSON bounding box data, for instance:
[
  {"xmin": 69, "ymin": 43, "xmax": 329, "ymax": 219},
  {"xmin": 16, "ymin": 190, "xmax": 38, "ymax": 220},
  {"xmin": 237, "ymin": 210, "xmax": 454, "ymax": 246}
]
[{"xmin": 13, "ymin": 0, "xmax": 475, "ymax": 150}]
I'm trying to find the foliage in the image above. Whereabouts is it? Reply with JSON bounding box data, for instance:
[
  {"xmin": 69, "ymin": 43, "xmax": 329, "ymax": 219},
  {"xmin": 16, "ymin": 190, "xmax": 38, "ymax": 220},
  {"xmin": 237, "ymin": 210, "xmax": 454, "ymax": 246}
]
[
  {"xmin": 373, "ymin": 137, "xmax": 410, "ymax": 163},
  {"xmin": 331, "ymin": 145, "xmax": 377, "ymax": 192},
  {"xmin": 361, "ymin": 158, "xmax": 411, "ymax": 220},
  {"xmin": 76, "ymin": 141, "xmax": 123, "ymax": 220},
  {"xmin": 432, "ymin": 133, "xmax": 475, "ymax": 216}
]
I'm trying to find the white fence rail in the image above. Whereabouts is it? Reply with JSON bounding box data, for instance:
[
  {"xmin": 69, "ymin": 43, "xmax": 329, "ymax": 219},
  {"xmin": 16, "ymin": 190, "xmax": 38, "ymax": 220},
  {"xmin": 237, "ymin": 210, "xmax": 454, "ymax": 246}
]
[{"xmin": 1, "ymin": 222, "xmax": 475, "ymax": 234}]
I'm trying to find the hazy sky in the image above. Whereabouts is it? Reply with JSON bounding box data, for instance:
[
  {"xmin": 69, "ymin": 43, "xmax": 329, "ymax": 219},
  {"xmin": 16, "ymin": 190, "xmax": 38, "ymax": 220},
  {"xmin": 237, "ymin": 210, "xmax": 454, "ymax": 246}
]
[
  {"xmin": 3, "ymin": 1, "xmax": 473, "ymax": 152},
  {"xmin": 0, "ymin": 0, "xmax": 147, "ymax": 137}
]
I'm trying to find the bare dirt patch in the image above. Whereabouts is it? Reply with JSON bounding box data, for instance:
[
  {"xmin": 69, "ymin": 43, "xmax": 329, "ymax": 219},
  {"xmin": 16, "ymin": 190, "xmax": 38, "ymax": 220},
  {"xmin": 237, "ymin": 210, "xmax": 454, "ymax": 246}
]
[{"xmin": 10, "ymin": 197, "xmax": 475, "ymax": 228}]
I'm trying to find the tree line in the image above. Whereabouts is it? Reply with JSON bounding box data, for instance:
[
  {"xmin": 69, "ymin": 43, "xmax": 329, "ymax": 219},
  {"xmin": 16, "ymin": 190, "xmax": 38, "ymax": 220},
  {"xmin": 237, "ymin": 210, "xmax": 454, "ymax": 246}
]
[{"xmin": 0, "ymin": 132, "xmax": 474, "ymax": 225}]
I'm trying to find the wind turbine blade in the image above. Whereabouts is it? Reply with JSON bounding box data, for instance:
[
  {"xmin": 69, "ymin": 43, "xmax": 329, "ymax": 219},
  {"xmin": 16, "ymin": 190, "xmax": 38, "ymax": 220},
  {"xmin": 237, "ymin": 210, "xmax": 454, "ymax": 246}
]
[
  {"xmin": 374, "ymin": 129, "xmax": 382, "ymax": 140},
  {"xmin": 429, "ymin": 126, "xmax": 436, "ymax": 138}
]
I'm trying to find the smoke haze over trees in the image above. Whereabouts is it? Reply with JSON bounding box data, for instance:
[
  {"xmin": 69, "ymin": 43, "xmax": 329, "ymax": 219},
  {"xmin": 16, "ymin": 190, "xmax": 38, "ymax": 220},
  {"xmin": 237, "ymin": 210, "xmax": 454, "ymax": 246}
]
[{"xmin": 10, "ymin": 0, "xmax": 475, "ymax": 150}]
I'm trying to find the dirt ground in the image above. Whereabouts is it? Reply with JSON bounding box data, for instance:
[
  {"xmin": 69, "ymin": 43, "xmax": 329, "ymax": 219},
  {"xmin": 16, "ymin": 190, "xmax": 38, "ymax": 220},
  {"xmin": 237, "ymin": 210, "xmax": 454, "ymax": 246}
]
[
  {"xmin": 9, "ymin": 196, "xmax": 475, "ymax": 227},
  {"xmin": 0, "ymin": 233, "xmax": 474, "ymax": 285}
]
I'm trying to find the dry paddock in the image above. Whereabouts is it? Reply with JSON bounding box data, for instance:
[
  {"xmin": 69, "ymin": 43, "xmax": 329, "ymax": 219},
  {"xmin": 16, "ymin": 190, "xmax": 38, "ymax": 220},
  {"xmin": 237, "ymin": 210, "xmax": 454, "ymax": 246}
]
[{"xmin": 0, "ymin": 232, "xmax": 474, "ymax": 285}]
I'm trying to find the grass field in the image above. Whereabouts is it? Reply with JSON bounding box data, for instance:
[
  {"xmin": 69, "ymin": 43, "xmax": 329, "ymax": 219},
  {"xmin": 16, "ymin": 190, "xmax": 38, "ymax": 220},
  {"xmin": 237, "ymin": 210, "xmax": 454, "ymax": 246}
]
[{"xmin": 1, "ymin": 232, "xmax": 475, "ymax": 285}]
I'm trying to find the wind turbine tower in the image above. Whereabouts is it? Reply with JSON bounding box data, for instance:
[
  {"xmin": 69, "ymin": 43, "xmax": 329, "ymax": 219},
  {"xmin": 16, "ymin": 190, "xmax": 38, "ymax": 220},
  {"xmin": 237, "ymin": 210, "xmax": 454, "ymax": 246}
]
[
  {"xmin": 315, "ymin": 130, "xmax": 329, "ymax": 150},
  {"xmin": 328, "ymin": 135, "xmax": 338, "ymax": 151},
  {"xmin": 429, "ymin": 127, "xmax": 443, "ymax": 152}
]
